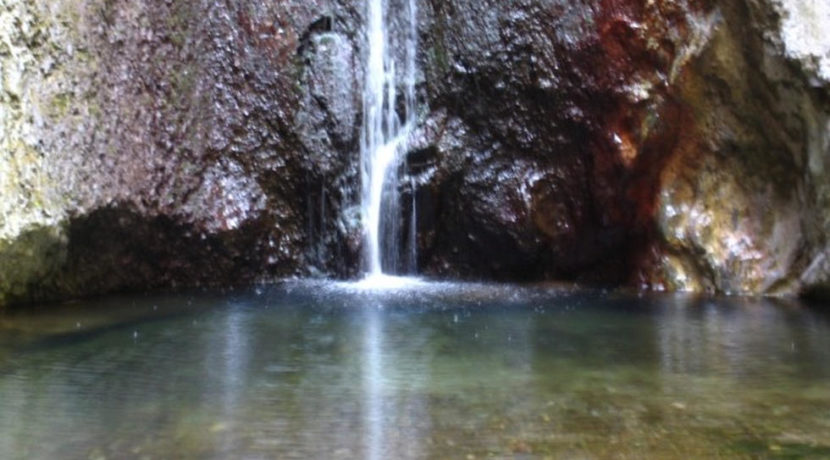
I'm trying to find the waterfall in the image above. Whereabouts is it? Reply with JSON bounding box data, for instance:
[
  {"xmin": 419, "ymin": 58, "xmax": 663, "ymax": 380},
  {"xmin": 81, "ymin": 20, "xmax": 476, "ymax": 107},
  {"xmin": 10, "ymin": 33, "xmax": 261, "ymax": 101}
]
[{"xmin": 360, "ymin": 0, "xmax": 419, "ymax": 280}]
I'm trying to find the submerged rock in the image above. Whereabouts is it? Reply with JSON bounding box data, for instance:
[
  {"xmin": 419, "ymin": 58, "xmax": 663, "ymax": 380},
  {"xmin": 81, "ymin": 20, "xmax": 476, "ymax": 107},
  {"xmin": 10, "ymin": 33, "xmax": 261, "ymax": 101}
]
[{"xmin": 0, "ymin": 0, "xmax": 829, "ymax": 304}]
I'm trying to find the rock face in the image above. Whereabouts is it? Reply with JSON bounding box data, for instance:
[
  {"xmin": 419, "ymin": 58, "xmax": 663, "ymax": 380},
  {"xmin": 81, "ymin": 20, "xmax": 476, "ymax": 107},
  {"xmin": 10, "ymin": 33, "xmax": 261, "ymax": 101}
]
[
  {"xmin": 1, "ymin": 0, "xmax": 829, "ymax": 305},
  {"xmin": 0, "ymin": 0, "xmax": 366, "ymax": 304},
  {"xmin": 411, "ymin": 0, "xmax": 830, "ymax": 296}
]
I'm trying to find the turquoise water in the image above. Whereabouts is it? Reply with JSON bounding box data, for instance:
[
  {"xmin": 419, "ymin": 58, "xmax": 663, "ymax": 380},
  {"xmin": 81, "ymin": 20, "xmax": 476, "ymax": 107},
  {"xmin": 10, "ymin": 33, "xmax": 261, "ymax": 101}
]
[{"xmin": 0, "ymin": 282, "xmax": 829, "ymax": 459}]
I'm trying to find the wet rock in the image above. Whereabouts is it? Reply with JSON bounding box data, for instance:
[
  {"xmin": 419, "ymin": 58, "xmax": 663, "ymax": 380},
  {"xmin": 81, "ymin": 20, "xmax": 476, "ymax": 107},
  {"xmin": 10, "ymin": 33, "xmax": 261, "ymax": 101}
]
[
  {"xmin": 412, "ymin": 0, "xmax": 830, "ymax": 296},
  {"xmin": 414, "ymin": 0, "xmax": 718, "ymax": 283},
  {"xmin": 2, "ymin": 0, "xmax": 830, "ymax": 304},
  {"xmin": 0, "ymin": 0, "xmax": 364, "ymax": 305},
  {"xmin": 641, "ymin": 0, "xmax": 830, "ymax": 296}
]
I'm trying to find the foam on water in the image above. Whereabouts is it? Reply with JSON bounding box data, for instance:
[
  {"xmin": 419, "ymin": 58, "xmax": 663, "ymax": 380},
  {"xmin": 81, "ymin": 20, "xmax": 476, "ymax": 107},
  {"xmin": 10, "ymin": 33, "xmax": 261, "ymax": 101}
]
[{"xmin": 351, "ymin": 274, "xmax": 425, "ymax": 291}]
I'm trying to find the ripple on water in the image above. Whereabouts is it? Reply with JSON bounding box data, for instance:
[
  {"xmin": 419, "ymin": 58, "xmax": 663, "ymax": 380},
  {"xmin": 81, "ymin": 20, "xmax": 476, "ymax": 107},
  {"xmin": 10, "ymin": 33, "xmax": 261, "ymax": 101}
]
[{"xmin": 0, "ymin": 283, "xmax": 828, "ymax": 459}]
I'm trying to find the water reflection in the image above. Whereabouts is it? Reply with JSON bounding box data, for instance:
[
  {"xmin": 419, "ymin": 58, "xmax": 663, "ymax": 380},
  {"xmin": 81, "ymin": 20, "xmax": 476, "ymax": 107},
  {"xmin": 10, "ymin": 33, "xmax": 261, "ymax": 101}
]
[
  {"xmin": 361, "ymin": 299, "xmax": 435, "ymax": 460},
  {"xmin": 657, "ymin": 296, "xmax": 830, "ymax": 380},
  {"xmin": 0, "ymin": 285, "xmax": 827, "ymax": 458},
  {"xmin": 364, "ymin": 306, "xmax": 383, "ymax": 460},
  {"xmin": 214, "ymin": 303, "xmax": 250, "ymax": 457}
]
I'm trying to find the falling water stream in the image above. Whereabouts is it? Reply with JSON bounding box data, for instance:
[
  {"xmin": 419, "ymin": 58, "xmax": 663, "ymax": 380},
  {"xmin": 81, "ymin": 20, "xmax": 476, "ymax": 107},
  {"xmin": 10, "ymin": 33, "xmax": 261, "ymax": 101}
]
[
  {"xmin": 360, "ymin": 0, "xmax": 419, "ymax": 283},
  {"xmin": 357, "ymin": 3, "xmax": 421, "ymax": 455}
]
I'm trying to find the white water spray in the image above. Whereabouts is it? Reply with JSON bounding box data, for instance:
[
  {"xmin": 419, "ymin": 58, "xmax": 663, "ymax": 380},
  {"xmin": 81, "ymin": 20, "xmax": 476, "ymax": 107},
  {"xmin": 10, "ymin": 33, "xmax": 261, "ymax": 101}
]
[{"xmin": 360, "ymin": 0, "xmax": 419, "ymax": 281}]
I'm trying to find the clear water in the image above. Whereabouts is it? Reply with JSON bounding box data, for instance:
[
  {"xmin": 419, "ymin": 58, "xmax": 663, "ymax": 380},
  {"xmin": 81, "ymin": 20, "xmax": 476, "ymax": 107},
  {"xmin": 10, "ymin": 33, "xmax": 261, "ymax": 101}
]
[{"xmin": 1, "ymin": 282, "xmax": 829, "ymax": 459}]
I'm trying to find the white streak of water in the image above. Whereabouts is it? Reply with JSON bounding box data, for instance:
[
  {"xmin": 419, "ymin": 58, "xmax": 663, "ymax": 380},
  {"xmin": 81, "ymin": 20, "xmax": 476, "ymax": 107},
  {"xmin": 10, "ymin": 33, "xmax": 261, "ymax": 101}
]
[{"xmin": 360, "ymin": 0, "xmax": 419, "ymax": 284}]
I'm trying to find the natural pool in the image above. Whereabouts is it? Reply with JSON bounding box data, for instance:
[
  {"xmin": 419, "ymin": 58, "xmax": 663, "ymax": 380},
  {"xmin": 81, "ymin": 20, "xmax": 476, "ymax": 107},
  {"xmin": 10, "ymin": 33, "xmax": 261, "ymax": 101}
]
[{"xmin": 0, "ymin": 281, "xmax": 828, "ymax": 459}]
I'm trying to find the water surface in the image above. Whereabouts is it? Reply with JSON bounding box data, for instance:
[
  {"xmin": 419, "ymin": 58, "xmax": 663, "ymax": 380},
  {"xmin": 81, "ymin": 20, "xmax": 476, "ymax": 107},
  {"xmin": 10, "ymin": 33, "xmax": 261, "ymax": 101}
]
[{"xmin": 1, "ymin": 282, "xmax": 829, "ymax": 459}]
